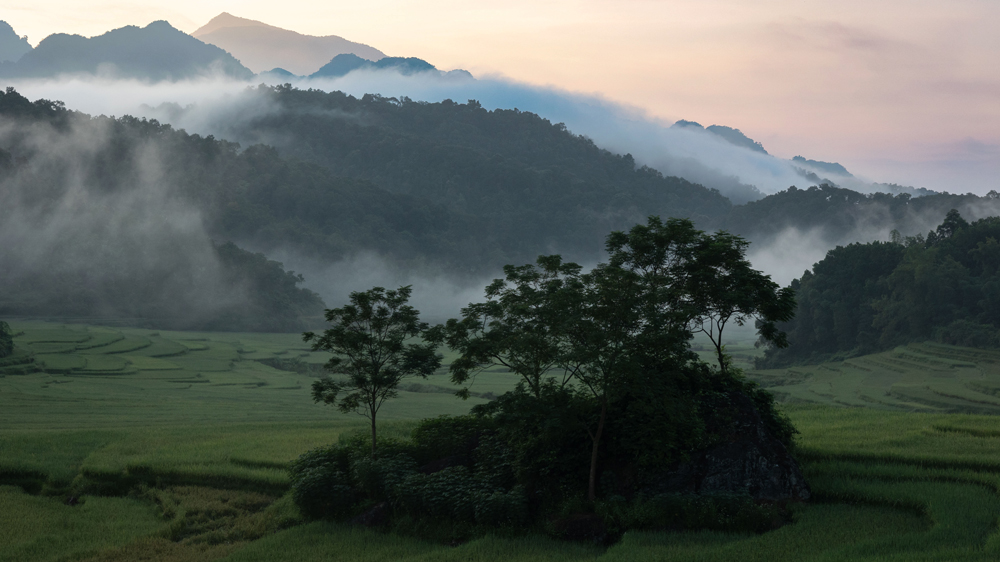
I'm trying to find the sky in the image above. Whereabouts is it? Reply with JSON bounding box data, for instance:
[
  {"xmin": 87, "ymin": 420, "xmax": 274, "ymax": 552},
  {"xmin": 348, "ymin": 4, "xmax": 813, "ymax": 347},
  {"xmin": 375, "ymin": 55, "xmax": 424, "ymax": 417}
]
[{"xmin": 1, "ymin": 0, "xmax": 998, "ymax": 193}]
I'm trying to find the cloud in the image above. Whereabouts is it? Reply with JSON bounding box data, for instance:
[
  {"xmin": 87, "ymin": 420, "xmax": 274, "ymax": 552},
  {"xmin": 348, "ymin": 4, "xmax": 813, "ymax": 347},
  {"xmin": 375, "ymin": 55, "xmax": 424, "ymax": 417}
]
[{"xmin": 8, "ymin": 71, "xmax": 813, "ymax": 200}]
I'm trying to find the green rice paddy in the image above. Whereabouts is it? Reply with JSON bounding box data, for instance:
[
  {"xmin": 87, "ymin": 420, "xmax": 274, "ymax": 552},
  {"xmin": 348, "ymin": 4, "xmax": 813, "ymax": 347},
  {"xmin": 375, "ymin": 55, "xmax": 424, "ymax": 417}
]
[{"xmin": 6, "ymin": 320, "xmax": 1000, "ymax": 560}]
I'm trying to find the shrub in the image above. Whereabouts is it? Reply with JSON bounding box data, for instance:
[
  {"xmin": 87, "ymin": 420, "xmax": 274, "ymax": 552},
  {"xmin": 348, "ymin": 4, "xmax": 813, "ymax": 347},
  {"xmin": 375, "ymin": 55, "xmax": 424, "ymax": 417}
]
[
  {"xmin": 349, "ymin": 453, "xmax": 418, "ymax": 501},
  {"xmin": 290, "ymin": 465, "xmax": 355, "ymax": 519},
  {"xmin": 474, "ymin": 487, "xmax": 529, "ymax": 527},
  {"xmin": 397, "ymin": 466, "xmax": 478, "ymax": 520}
]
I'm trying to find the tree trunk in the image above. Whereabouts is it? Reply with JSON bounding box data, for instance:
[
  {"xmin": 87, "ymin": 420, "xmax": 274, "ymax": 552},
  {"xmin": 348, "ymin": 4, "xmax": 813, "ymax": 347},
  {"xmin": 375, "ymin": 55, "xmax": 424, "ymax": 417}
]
[
  {"xmin": 716, "ymin": 344, "xmax": 727, "ymax": 376},
  {"xmin": 370, "ymin": 412, "xmax": 377, "ymax": 459},
  {"xmin": 587, "ymin": 401, "xmax": 607, "ymax": 502}
]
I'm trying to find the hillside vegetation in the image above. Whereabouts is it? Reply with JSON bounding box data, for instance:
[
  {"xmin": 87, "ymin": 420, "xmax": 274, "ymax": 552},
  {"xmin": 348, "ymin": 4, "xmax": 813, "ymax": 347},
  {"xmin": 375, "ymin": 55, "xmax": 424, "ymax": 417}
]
[
  {"xmin": 761, "ymin": 210, "xmax": 1000, "ymax": 366},
  {"xmin": 6, "ymin": 87, "xmax": 1000, "ymax": 330}
]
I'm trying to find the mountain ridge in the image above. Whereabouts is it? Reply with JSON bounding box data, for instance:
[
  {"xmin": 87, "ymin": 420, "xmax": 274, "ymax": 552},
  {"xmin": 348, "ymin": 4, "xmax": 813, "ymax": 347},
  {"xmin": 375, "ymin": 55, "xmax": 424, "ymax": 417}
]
[
  {"xmin": 192, "ymin": 12, "xmax": 386, "ymax": 75},
  {"xmin": 0, "ymin": 20, "xmax": 252, "ymax": 81}
]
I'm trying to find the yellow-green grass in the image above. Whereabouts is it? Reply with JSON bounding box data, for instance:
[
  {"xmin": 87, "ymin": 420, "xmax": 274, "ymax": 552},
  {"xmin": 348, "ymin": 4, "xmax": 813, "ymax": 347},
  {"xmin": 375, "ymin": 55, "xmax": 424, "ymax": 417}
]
[{"xmin": 11, "ymin": 321, "xmax": 1000, "ymax": 560}]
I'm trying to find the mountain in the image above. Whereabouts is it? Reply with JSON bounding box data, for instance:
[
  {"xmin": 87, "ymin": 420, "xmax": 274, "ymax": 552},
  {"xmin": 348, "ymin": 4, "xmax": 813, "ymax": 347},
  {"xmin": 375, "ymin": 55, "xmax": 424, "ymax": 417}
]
[
  {"xmin": 0, "ymin": 21, "xmax": 31, "ymax": 63},
  {"xmin": 672, "ymin": 120, "xmax": 768, "ymax": 154},
  {"xmin": 309, "ymin": 54, "xmax": 472, "ymax": 79},
  {"xmin": 156, "ymin": 86, "xmax": 732, "ymax": 269},
  {"xmin": 0, "ymin": 21, "xmax": 252, "ymax": 81},
  {"xmin": 791, "ymin": 155, "xmax": 852, "ymax": 177},
  {"xmin": 192, "ymin": 12, "xmax": 386, "ymax": 75}
]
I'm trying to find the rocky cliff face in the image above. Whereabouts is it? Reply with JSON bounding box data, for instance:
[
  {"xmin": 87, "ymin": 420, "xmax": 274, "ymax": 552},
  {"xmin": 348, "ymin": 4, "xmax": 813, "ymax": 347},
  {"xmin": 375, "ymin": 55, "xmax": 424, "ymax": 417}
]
[{"xmin": 659, "ymin": 391, "xmax": 810, "ymax": 502}]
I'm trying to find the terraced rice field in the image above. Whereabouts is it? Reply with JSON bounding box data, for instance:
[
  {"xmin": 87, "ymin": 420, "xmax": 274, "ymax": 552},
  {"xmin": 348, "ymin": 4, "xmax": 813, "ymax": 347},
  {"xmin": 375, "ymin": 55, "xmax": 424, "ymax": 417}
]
[
  {"xmin": 749, "ymin": 343, "xmax": 1000, "ymax": 413},
  {"xmin": 8, "ymin": 321, "xmax": 1000, "ymax": 560}
]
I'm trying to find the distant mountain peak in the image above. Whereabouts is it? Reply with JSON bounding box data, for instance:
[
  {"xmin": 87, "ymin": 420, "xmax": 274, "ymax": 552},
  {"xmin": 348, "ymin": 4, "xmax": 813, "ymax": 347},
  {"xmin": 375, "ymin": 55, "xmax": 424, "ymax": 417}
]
[
  {"xmin": 792, "ymin": 155, "xmax": 852, "ymax": 177},
  {"xmin": 672, "ymin": 120, "xmax": 768, "ymax": 154},
  {"xmin": 192, "ymin": 13, "xmax": 385, "ymax": 75},
  {"xmin": 309, "ymin": 54, "xmax": 472, "ymax": 80},
  {"xmin": 0, "ymin": 20, "xmax": 32, "ymax": 63},
  {"xmin": 193, "ymin": 13, "xmax": 284, "ymax": 37}
]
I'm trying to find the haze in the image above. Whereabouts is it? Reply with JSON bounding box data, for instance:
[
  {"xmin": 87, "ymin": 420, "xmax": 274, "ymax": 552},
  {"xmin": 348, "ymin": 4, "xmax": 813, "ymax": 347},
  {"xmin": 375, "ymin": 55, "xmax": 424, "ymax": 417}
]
[{"xmin": 2, "ymin": 0, "xmax": 998, "ymax": 194}]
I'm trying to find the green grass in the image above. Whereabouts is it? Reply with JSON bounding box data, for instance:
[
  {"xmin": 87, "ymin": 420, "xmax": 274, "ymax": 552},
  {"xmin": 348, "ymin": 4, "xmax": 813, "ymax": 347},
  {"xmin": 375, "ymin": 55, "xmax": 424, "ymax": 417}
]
[
  {"xmin": 10, "ymin": 321, "xmax": 1000, "ymax": 560},
  {"xmin": 749, "ymin": 342, "xmax": 1000, "ymax": 413},
  {"xmin": 0, "ymin": 485, "xmax": 164, "ymax": 562}
]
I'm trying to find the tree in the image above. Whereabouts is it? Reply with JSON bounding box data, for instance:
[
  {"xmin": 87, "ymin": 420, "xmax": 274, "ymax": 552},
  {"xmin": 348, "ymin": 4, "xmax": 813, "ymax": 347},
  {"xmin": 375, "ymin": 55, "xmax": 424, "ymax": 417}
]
[
  {"xmin": 562, "ymin": 263, "xmax": 646, "ymax": 501},
  {"xmin": 444, "ymin": 255, "xmax": 582, "ymax": 399},
  {"xmin": 448, "ymin": 217, "xmax": 795, "ymax": 502},
  {"xmin": 0, "ymin": 321, "xmax": 13, "ymax": 358},
  {"xmin": 304, "ymin": 286, "xmax": 443, "ymax": 458},
  {"xmin": 680, "ymin": 230, "xmax": 795, "ymax": 374},
  {"xmin": 564, "ymin": 216, "xmax": 792, "ymax": 500}
]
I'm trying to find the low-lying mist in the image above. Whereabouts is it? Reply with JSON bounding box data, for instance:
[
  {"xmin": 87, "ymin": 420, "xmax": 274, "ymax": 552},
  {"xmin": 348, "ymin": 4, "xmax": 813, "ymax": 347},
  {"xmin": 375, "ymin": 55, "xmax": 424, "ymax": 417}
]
[
  {"xmin": 8, "ymin": 71, "xmax": 817, "ymax": 202},
  {"xmin": 0, "ymin": 111, "xmax": 244, "ymax": 325},
  {"xmin": 5, "ymin": 74, "xmax": 1000, "ymax": 329}
]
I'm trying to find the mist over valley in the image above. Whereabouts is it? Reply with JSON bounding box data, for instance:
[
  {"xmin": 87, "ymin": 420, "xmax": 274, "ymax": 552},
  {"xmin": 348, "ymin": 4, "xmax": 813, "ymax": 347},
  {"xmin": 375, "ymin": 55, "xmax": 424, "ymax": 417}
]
[{"xmin": 5, "ymin": 6, "xmax": 1000, "ymax": 561}]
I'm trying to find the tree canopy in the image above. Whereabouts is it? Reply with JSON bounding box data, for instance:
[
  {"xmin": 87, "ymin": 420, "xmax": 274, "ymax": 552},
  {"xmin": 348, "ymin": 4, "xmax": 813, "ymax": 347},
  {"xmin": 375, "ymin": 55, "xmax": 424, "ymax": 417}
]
[
  {"xmin": 760, "ymin": 210, "xmax": 1000, "ymax": 366},
  {"xmin": 447, "ymin": 217, "xmax": 795, "ymax": 500},
  {"xmin": 305, "ymin": 286, "xmax": 444, "ymax": 457}
]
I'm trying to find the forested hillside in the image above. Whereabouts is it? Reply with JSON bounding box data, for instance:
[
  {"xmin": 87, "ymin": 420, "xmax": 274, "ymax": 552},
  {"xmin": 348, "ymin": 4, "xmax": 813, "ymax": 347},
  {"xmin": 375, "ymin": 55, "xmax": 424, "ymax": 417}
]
[
  {"xmin": 188, "ymin": 85, "xmax": 736, "ymax": 260},
  {"xmin": 760, "ymin": 210, "xmax": 1000, "ymax": 366},
  {"xmin": 6, "ymin": 85, "xmax": 1000, "ymax": 332},
  {"xmin": 719, "ymin": 184, "xmax": 1000, "ymax": 247}
]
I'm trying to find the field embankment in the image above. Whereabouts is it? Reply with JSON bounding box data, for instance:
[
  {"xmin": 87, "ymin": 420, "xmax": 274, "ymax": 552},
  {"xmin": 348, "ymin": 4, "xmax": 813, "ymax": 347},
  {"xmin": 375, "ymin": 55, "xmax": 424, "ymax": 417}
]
[{"xmin": 7, "ymin": 322, "xmax": 1000, "ymax": 560}]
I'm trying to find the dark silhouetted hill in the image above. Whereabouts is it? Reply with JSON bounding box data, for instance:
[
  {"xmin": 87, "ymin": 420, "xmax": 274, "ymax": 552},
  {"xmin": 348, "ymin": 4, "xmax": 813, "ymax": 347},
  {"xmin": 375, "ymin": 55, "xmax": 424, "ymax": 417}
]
[{"xmin": 309, "ymin": 54, "xmax": 468, "ymax": 79}]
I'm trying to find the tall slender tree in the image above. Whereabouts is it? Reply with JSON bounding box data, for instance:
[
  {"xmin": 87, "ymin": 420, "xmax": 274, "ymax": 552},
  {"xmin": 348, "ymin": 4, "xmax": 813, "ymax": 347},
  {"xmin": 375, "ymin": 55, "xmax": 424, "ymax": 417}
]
[{"xmin": 304, "ymin": 286, "xmax": 443, "ymax": 458}]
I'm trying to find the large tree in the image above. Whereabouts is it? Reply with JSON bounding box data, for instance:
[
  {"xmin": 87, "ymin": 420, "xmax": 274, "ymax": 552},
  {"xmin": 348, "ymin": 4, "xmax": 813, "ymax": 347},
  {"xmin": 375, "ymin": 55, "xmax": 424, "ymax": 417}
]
[
  {"xmin": 304, "ymin": 286, "xmax": 443, "ymax": 457},
  {"xmin": 606, "ymin": 220, "xmax": 795, "ymax": 375},
  {"xmin": 448, "ymin": 216, "xmax": 795, "ymax": 501},
  {"xmin": 0, "ymin": 321, "xmax": 13, "ymax": 358}
]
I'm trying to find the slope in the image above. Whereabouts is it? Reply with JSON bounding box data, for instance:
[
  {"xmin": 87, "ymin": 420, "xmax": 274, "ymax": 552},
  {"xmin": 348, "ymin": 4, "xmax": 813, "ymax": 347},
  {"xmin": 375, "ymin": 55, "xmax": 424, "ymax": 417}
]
[
  {"xmin": 1, "ymin": 21, "xmax": 253, "ymax": 81},
  {"xmin": 193, "ymin": 12, "xmax": 386, "ymax": 75}
]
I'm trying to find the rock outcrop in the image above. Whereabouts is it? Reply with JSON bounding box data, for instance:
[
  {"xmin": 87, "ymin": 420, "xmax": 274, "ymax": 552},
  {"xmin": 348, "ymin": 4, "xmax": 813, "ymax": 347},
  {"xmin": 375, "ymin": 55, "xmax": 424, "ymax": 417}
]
[{"xmin": 659, "ymin": 391, "xmax": 810, "ymax": 502}]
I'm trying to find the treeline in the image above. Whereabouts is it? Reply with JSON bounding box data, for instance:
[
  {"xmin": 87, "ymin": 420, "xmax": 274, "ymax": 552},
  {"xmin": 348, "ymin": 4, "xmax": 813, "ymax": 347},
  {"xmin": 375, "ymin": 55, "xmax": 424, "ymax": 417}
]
[
  {"xmin": 721, "ymin": 184, "xmax": 1000, "ymax": 248},
  {"xmin": 760, "ymin": 210, "xmax": 1000, "ymax": 366}
]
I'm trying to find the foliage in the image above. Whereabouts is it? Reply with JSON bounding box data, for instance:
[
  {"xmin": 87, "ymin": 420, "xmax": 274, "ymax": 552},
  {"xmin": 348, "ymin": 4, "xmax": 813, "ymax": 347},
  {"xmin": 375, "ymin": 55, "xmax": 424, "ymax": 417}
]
[
  {"xmin": 444, "ymin": 217, "xmax": 795, "ymax": 503},
  {"xmin": 208, "ymin": 85, "xmax": 735, "ymax": 268},
  {"xmin": 0, "ymin": 321, "xmax": 12, "ymax": 358},
  {"xmin": 761, "ymin": 211, "xmax": 1000, "ymax": 366},
  {"xmin": 304, "ymin": 286, "xmax": 444, "ymax": 457},
  {"xmin": 209, "ymin": 242, "xmax": 326, "ymax": 332},
  {"xmin": 444, "ymin": 256, "xmax": 582, "ymax": 398}
]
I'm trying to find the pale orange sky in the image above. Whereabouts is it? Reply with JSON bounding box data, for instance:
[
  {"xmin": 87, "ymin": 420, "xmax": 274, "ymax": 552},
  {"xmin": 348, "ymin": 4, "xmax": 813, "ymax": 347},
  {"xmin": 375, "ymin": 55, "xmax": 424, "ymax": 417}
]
[{"xmin": 1, "ymin": 0, "xmax": 998, "ymax": 191}]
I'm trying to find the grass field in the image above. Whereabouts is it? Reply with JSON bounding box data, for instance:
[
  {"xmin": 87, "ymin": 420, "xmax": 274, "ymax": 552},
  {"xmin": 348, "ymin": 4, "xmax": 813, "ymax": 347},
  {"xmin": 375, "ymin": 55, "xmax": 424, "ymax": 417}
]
[{"xmin": 7, "ymin": 321, "xmax": 1000, "ymax": 560}]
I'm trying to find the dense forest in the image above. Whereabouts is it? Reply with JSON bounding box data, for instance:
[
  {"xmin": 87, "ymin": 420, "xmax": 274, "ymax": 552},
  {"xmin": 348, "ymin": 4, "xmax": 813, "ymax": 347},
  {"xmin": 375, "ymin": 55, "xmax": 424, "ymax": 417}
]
[
  {"xmin": 178, "ymin": 86, "xmax": 1000, "ymax": 255},
  {"xmin": 4, "ymin": 85, "xmax": 1000, "ymax": 331},
  {"xmin": 760, "ymin": 210, "xmax": 1000, "ymax": 366},
  {"xmin": 191, "ymin": 85, "xmax": 735, "ymax": 265}
]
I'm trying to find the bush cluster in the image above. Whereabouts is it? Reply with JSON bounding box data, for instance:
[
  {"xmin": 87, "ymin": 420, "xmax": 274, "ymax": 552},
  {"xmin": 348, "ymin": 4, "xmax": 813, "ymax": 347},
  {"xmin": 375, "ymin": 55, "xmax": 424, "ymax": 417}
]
[{"xmin": 290, "ymin": 368, "xmax": 793, "ymax": 539}]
